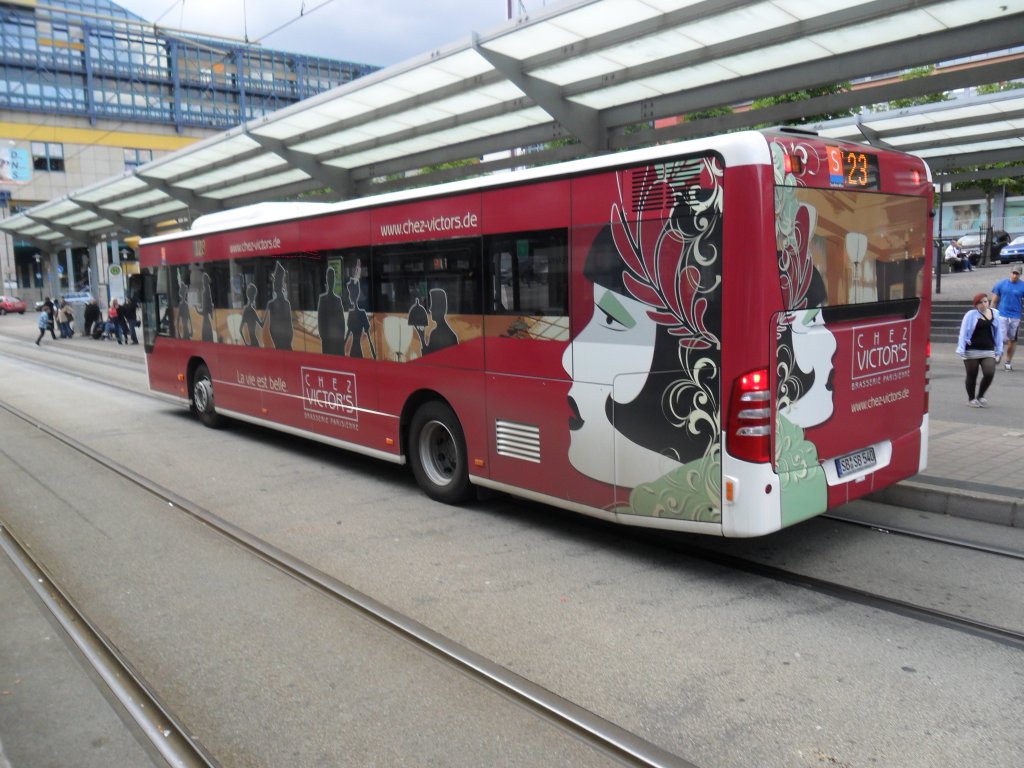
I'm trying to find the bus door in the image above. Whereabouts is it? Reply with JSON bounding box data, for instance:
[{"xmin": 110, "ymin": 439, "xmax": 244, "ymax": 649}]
[{"xmin": 480, "ymin": 183, "xmax": 572, "ymax": 498}]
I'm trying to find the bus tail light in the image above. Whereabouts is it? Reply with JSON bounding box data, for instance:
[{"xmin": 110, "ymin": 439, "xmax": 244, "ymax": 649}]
[
  {"xmin": 783, "ymin": 152, "xmax": 804, "ymax": 176},
  {"xmin": 727, "ymin": 368, "xmax": 771, "ymax": 463}
]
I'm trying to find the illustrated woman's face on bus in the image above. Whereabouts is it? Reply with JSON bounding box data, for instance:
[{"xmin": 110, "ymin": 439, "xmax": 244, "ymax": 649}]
[
  {"xmin": 561, "ymin": 283, "xmax": 680, "ymax": 488},
  {"xmin": 783, "ymin": 308, "xmax": 837, "ymax": 429}
]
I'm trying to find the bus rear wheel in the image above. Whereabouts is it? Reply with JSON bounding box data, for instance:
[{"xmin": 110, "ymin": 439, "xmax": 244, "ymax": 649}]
[
  {"xmin": 409, "ymin": 401, "xmax": 473, "ymax": 504},
  {"xmin": 191, "ymin": 363, "xmax": 224, "ymax": 429}
]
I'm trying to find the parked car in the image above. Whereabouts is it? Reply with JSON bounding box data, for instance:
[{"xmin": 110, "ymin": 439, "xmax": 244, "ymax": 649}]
[
  {"xmin": 62, "ymin": 290, "xmax": 93, "ymax": 304},
  {"xmin": 998, "ymin": 235, "xmax": 1024, "ymax": 264},
  {"xmin": 0, "ymin": 295, "xmax": 27, "ymax": 314}
]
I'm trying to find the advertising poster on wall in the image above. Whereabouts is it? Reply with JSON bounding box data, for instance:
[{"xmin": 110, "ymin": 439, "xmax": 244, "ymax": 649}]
[
  {"xmin": 940, "ymin": 201, "xmax": 983, "ymax": 234},
  {"xmin": 1004, "ymin": 198, "xmax": 1024, "ymax": 232}
]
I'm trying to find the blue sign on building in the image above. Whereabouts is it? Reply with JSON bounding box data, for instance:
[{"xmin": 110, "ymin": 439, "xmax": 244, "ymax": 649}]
[{"xmin": 0, "ymin": 147, "xmax": 32, "ymax": 183}]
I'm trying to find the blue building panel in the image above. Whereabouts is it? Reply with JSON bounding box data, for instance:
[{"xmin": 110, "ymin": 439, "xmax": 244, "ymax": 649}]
[{"xmin": 0, "ymin": 0, "xmax": 377, "ymax": 131}]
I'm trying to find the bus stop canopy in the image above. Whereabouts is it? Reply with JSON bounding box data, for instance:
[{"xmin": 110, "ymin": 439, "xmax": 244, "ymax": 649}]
[{"xmin": 3, "ymin": 0, "xmax": 1023, "ymax": 251}]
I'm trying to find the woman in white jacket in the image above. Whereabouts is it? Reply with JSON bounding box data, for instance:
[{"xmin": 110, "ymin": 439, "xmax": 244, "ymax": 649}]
[{"xmin": 956, "ymin": 292, "xmax": 1005, "ymax": 407}]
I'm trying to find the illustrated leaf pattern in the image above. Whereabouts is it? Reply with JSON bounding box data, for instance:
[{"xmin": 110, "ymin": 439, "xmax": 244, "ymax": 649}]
[{"xmin": 610, "ymin": 163, "xmax": 719, "ymax": 351}]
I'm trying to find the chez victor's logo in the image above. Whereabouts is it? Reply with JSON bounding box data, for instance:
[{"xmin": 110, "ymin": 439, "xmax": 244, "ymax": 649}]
[
  {"xmin": 853, "ymin": 321, "xmax": 911, "ymax": 382},
  {"xmin": 301, "ymin": 366, "xmax": 358, "ymax": 423}
]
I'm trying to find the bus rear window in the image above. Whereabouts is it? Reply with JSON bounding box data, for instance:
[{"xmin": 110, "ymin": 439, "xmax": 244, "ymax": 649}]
[{"xmin": 776, "ymin": 187, "xmax": 928, "ymax": 309}]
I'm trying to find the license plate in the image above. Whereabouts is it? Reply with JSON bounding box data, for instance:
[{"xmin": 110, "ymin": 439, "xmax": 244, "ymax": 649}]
[{"xmin": 835, "ymin": 447, "xmax": 877, "ymax": 477}]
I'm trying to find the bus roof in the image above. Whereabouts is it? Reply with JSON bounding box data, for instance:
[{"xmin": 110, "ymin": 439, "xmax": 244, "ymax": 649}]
[{"xmin": 142, "ymin": 129, "xmax": 780, "ymax": 245}]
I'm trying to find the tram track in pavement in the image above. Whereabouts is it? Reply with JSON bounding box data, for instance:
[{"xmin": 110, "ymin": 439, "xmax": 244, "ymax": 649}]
[
  {"xmin": 0, "ymin": 397, "xmax": 696, "ymax": 768},
  {"xmin": 0, "ymin": 521, "xmax": 218, "ymax": 768},
  {"xmin": 823, "ymin": 511, "xmax": 1024, "ymax": 562},
  {"xmin": 629, "ymin": 529, "xmax": 1024, "ymax": 653}
]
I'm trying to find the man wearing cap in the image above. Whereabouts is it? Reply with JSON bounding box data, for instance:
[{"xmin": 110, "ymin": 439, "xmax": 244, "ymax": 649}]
[{"xmin": 991, "ymin": 265, "xmax": 1024, "ymax": 370}]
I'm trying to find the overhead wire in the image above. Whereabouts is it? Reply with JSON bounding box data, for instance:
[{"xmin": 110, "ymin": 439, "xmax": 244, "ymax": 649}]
[
  {"xmin": 256, "ymin": 0, "xmax": 336, "ymax": 46},
  {"xmin": 152, "ymin": 0, "xmax": 182, "ymax": 26}
]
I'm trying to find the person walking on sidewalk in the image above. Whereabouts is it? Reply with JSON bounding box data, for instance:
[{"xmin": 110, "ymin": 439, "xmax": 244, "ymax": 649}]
[
  {"xmin": 120, "ymin": 294, "xmax": 140, "ymax": 344},
  {"xmin": 956, "ymin": 292, "xmax": 1005, "ymax": 407},
  {"xmin": 44, "ymin": 302, "xmax": 57, "ymax": 341},
  {"xmin": 105, "ymin": 298, "xmax": 125, "ymax": 344},
  {"xmin": 34, "ymin": 301, "xmax": 53, "ymax": 345},
  {"xmin": 991, "ymin": 264, "xmax": 1024, "ymax": 371},
  {"xmin": 57, "ymin": 298, "xmax": 74, "ymax": 338},
  {"xmin": 83, "ymin": 297, "xmax": 101, "ymax": 337}
]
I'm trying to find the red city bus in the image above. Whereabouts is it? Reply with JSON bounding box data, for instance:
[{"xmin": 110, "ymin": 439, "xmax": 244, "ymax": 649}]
[{"xmin": 139, "ymin": 129, "xmax": 932, "ymax": 537}]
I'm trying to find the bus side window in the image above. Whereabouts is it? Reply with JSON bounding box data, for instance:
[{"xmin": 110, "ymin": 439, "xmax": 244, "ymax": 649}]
[
  {"xmin": 298, "ymin": 254, "xmax": 323, "ymax": 313},
  {"xmin": 485, "ymin": 229, "xmax": 568, "ymax": 316},
  {"xmin": 373, "ymin": 238, "xmax": 481, "ymax": 315},
  {"xmin": 143, "ymin": 267, "xmax": 172, "ymax": 340}
]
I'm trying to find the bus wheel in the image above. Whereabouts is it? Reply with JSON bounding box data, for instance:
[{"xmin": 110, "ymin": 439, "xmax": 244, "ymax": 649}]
[
  {"xmin": 191, "ymin": 363, "xmax": 224, "ymax": 429},
  {"xmin": 409, "ymin": 401, "xmax": 473, "ymax": 504}
]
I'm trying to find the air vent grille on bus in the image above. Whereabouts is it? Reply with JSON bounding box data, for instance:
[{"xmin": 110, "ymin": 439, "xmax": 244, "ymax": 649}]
[
  {"xmin": 495, "ymin": 420, "xmax": 541, "ymax": 463},
  {"xmin": 628, "ymin": 164, "xmax": 703, "ymax": 213}
]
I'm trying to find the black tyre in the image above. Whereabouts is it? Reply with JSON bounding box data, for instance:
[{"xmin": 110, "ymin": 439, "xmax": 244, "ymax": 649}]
[
  {"xmin": 408, "ymin": 401, "xmax": 473, "ymax": 504},
  {"xmin": 0, "ymin": 308, "xmax": 6, "ymax": 315},
  {"xmin": 191, "ymin": 363, "xmax": 225, "ymax": 428}
]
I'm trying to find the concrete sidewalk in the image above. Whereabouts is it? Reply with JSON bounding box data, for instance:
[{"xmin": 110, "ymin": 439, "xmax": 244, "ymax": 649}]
[{"xmin": 931, "ymin": 258, "xmax": 1016, "ymax": 303}]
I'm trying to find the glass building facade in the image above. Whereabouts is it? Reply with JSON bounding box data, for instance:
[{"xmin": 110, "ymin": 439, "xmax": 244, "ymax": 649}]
[
  {"xmin": 0, "ymin": 0, "xmax": 377, "ymax": 130},
  {"xmin": 0, "ymin": 0, "xmax": 377, "ymax": 295}
]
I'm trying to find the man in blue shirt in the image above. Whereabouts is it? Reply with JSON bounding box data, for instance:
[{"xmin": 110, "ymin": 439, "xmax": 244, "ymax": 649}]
[{"xmin": 991, "ymin": 265, "xmax": 1024, "ymax": 371}]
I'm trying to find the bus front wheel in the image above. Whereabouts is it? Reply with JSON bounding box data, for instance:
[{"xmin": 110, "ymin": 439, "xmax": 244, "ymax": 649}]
[
  {"xmin": 409, "ymin": 401, "xmax": 473, "ymax": 504},
  {"xmin": 191, "ymin": 363, "xmax": 224, "ymax": 429}
]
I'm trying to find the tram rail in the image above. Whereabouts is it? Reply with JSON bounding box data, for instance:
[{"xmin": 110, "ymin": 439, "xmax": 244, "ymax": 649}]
[
  {"xmin": 823, "ymin": 512, "xmax": 1024, "ymax": 561},
  {"xmin": 0, "ymin": 396, "xmax": 696, "ymax": 768},
  {"xmin": 0, "ymin": 522, "xmax": 217, "ymax": 768},
  {"xmin": 636, "ymin": 531, "xmax": 1024, "ymax": 652}
]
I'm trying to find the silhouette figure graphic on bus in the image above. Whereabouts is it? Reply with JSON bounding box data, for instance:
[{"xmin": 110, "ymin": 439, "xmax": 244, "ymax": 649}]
[
  {"xmin": 317, "ymin": 266, "xmax": 346, "ymax": 355},
  {"xmin": 410, "ymin": 288, "xmax": 458, "ymax": 355},
  {"xmin": 345, "ymin": 278, "xmax": 375, "ymax": 359},
  {"xmin": 239, "ymin": 283, "xmax": 263, "ymax": 347},
  {"xmin": 267, "ymin": 261, "xmax": 293, "ymax": 351},
  {"xmin": 199, "ymin": 271, "xmax": 215, "ymax": 342},
  {"xmin": 176, "ymin": 270, "xmax": 193, "ymax": 340}
]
